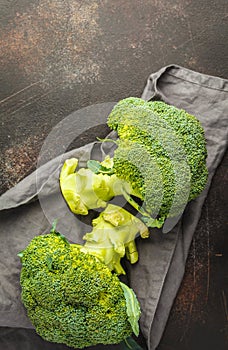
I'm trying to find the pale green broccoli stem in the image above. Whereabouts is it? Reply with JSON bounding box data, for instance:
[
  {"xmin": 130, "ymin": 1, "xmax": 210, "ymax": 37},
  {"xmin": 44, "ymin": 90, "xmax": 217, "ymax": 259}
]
[
  {"xmin": 96, "ymin": 137, "xmax": 118, "ymax": 144},
  {"xmin": 80, "ymin": 204, "xmax": 149, "ymax": 275},
  {"xmin": 121, "ymin": 188, "xmax": 165, "ymax": 229},
  {"xmin": 121, "ymin": 187, "xmax": 151, "ymax": 218},
  {"xmin": 60, "ymin": 158, "xmax": 118, "ymax": 215},
  {"xmin": 86, "ymin": 156, "xmax": 163, "ymax": 227},
  {"xmin": 60, "ymin": 157, "xmax": 141, "ymax": 216},
  {"xmin": 125, "ymin": 240, "xmax": 138, "ymax": 265},
  {"xmin": 60, "ymin": 159, "xmax": 150, "ymax": 274},
  {"xmin": 59, "ymin": 158, "xmax": 89, "ymax": 215}
]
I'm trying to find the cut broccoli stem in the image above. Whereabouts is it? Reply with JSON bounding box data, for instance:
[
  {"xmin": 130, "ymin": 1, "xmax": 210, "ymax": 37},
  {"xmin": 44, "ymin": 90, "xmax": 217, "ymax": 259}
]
[
  {"xmin": 121, "ymin": 188, "xmax": 165, "ymax": 229},
  {"xmin": 125, "ymin": 241, "xmax": 138, "ymax": 264},
  {"xmin": 121, "ymin": 188, "xmax": 150, "ymax": 217},
  {"xmin": 96, "ymin": 137, "xmax": 118, "ymax": 144},
  {"xmin": 50, "ymin": 219, "xmax": 58, "ymax": 233}
]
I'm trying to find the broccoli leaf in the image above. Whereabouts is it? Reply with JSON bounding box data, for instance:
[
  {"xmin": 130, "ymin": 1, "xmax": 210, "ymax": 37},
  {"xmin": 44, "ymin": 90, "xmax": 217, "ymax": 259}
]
[
  {"xmin": 50, "ymin": 220, "xmax": 69, "ymax": 245},
  {"xmin": 120, "ymin": 282, "xmax": 141, "ymax": 337},
  {"xmin": 17, "ymin": 251, "xmax": 24, "ymax": 259},
  {"xmin": 46, "ymin": 256, "xmax": 54, "ymax": 272},
  {"xmin": 141, "ymin": 216, "xmax": 165, "ymax": 229},
  {"xmin": 87, "ymin": 159, "xmax": 114, "ymax": 175},
  {"xmin": 50, "ymin": 219, "xmax": 58, "ymax": 233},
  {"xmin": 54, "ymin": 232, "xmax": 70, "ymax": 246}
]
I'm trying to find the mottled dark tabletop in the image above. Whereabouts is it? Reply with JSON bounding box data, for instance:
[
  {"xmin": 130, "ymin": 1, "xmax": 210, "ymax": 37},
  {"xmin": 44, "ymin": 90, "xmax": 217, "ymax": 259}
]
[{"xmin": 0, "ymin": 1, "xmax": 227, "ymax": 349}]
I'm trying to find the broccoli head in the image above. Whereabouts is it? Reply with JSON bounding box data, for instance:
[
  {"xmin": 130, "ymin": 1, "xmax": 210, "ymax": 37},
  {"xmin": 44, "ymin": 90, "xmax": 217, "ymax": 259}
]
[
  {"xmin": 19, "ymin": 230, "xmax": 141, "ymax": 348},
  {"xmin": 107, "ymin": 97, "xmax": 208, "ymax": 225}
]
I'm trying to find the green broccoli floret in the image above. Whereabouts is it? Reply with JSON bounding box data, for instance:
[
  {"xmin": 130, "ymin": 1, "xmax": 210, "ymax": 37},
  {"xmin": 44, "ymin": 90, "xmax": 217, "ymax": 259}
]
[
  {"xmin": 147, "ymin": 100, "xmax": 208, "ymax": 200},
  {"xmin": 107, "ymin": 97, "xmax": 208, "ymax": 225},
  {"xmin": 19, "ymin": 230, "xmax": 141, "ymax": 349}
]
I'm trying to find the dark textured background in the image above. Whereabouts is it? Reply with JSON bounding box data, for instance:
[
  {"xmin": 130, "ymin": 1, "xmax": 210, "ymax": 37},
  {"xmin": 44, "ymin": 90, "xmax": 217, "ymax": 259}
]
[{"xmin": 0, "ymin": 1, "xmax": 227, "ymax": 349}]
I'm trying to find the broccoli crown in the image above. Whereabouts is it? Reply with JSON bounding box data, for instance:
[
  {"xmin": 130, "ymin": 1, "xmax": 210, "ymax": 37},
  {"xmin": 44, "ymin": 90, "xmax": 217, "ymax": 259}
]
[
  {"xmin": 107, "ymin": 97, "xmax": 208, "ymax": 220},
  {"xmin": 20, "ymin": 232, "xmax": 133, "ymax": 348}
]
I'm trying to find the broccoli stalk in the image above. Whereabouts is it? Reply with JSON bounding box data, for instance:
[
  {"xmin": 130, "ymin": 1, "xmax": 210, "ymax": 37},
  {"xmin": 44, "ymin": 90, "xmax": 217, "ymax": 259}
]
[
  {"xmin": 60, "ymin": 158, "xmax": 149, "ymax": 274},
  {"xmin": 59, "ymin": 158, "xmax": 116, "ymax": 215},
  {"xmin": 60, "ymin": 157, "xmax": 139, "ymax": 215},
  {"xmin": 81, "ymin": 204, "xmax": 149, "ymax": 275},
  {"xmin": 60, "ymin": 157, "xmax": 149, "ymax": 274}
]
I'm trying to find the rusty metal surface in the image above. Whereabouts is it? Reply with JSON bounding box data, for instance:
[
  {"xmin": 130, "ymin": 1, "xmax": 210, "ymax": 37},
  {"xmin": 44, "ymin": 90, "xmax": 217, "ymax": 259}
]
[{"xmin": 0, "ymin": 1, "xmax": 227, "ymax": 349}]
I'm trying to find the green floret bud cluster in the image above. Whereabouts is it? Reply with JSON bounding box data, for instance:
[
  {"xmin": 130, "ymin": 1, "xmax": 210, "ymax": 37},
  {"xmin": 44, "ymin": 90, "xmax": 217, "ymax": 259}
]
[
  {"xmin": 147, "ymin": 100, "xmax": 208, "ymax": 200},
  {"xmin": 19, "ymin": 232, "xmax": 135, "ymax": 349},
  {"xmin": 107, "ymin": 97, "xmax": 208, "ymax": 221}
]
